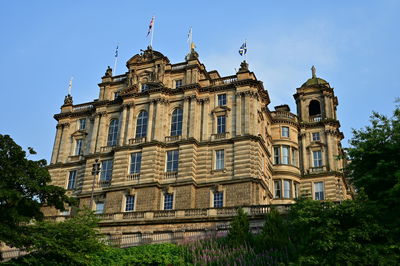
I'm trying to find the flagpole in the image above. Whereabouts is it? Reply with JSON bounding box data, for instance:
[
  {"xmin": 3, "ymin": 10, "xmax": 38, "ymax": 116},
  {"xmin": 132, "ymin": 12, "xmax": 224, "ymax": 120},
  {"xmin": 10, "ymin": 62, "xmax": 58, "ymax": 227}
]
[
  {"xmin": 244, "ymin": 39, "xmax": 247, "ymax": 62},
  {"xmin": 150, "ymin": 16, "xmax": 155, "ymax": 48},
  {"xmin": 113, "ymin": 45, "xmax": 118, "ymax": 76}
]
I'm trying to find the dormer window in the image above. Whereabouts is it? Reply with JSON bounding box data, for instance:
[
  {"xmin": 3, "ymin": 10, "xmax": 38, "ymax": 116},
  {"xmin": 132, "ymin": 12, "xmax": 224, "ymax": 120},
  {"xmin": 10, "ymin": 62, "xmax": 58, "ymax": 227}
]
[
  {"xmin": 175, "ymin": 80, "xmax": 183, "ymax": 88},
  {"xmin": 141, "ymin": 84, "xmax": 149, "ymax": 92}
]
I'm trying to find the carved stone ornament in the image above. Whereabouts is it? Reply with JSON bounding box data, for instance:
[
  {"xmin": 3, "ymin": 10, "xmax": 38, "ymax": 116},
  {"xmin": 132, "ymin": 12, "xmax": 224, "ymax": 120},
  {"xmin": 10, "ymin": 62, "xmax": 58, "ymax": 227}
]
[
  {"xmin": 105, "ymin": 66, "xmax": 113, "ymax": 77},
  {"xmin": 64, "ymin": 94, "xmax": 73, "ymax": 105},
  {"xmin": 237, "ymin": 60, "xmax": 249, "ymax": 73}
]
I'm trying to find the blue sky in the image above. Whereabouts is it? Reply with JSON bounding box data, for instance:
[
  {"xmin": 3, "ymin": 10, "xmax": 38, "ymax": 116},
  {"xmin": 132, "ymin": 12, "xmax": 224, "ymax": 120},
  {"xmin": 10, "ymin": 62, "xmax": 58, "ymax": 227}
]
[{"xmin": 0, "ymin": 0, "xmax": 399, "ymax": 161}]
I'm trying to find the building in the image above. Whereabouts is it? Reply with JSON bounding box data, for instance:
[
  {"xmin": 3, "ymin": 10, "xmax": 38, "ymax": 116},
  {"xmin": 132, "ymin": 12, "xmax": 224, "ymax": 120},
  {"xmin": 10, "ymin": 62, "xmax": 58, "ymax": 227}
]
[{"xmin": 43, "ymin": 46, "xmax": 352, "ymax": 242}]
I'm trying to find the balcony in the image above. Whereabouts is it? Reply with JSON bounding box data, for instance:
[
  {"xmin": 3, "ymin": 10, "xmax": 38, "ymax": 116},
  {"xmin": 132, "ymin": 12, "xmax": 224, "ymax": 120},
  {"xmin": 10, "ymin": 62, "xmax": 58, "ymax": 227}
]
[
  {"xmin": 309, "ymin": 115, "xmax": 323, "ymax": 122},
  {"xmin": 164, "ymin": 171, "xmax": 178, "ymax": 179},
  {"xmin": 127, "ymin": 173, "xmax": 140, "ymax": 181},
  {"xmin": 211, "ymin": 132, "xmax": 229, "ymax": 140},
  {"xmin": 129, "ymin": 137, "xmax": 146, "ymax": 145},
  {"xmin": 98, "ymin": 179, "xmax": 111, "ymax": 188},
  {"xmin": 100, "ymin": 146, "xmax": 113, "ymax": 153},
  {"xmin": 68, "ymin": 155, "xmax": 83, "ymax": 162},
  {"xmin": 309, "ymin": 166, "xmax": 327, "ymax": 173},
  {"xmin": 165, "ymin": 135, "xmax": 182, "ymax": 142},
  {"xmin": 211, "ymin": 75, "xmax": 237, "ymax": 86}
]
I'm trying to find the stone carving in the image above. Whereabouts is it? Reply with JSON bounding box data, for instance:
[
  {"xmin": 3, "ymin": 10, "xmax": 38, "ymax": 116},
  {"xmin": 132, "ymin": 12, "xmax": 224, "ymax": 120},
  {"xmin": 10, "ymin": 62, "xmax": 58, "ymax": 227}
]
[
  {"xmin": 311, "ymin": 65, "xmax": 316, "ymax": 78},
  {"xmin": 64, "ymin": 94, "xmax": 73, "ymax": 105},
  {"xmin": 105, "ymin": 66, "xmax": 112, "ymax": 77}
]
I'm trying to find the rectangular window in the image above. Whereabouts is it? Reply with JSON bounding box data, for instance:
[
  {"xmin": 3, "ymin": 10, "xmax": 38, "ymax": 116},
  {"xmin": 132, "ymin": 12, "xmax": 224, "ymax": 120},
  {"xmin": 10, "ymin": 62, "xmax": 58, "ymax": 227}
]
[
  {"xmin": 67, "ymin": 170, "xmax": 77, "ymax": 190},
  {"xmin": 95, "ymin": 202, "xmax": 104, "ymax": 214},
  {"xmin": 312, "ymin": 132, "xmax": 320, "ymax": 141},
  {"xmin": 114, "ymin": 91, "xmax": 120, "ymax": 99},
  {"xmin": 274, "ymin": 146, "xmax": 281, "ymax": 164},
  {"xmin": 175, "ymin": 79, "xmax": 183, "ymax": 88},
  {"xmin": 291, "ymin": 148, "xmax": 297, "ymax": 166},
  {"xmin": 141, "ymin": 84, "xmax": 149, "ymax": 92},
  {"xmin": 283, "ymin": 180, "xmax": 292, "ymax": 198},
  {"xmin": 215, "ymin": 150, "xmax": 225, "ymax": 170},
  {"xmin": 282, "ymin": 126, "xmax": 289, "ymax": 137},
  {"xmin": 218, "ymin": 94, "xmax": 227, "ymax": 106},
  {"xmin": 313, "ymin": 151, "xmax": 323, "ymax": 167},
  {"xmin": 294, "ymin": 183, "xmax": 299, "ymax": 198},
  {"xmin": 130, "ymin": 152, "xmax": 142, "ymax": 174},
  {"xmin": 164, "ymin": 193, "xmax": 173, "ymax": 210},
  {"xmin": 282, "ymin": 146, "xmax": 290, "ymax": 164},
  {"xmin": 125, "ymin": 195, "xmax": 135, "ymax": 211},
  {"xmin": 214, "ymin": 192, "xmax": 223, "ymax": 208},
  {"xmin": 217, "ymin": 115, "xmax": 226, "ymax": 134},
  {"xmin": 75, "ymin": 139, "xmax": 83, "ymax": 155},
  {"xmin": 79, "ymin": 118, "xmax": 86, "ymax": 130},
  {"xmin": 314, "ymin": 182, "xmax": 325, "ymax": 200},
  {"xmin": 166, "ymin": 150, "xmax": 179, "ymax": 172},
  {"xmin": 274, "ymin": 180, "xmax": 281, "ymax": 198},
  {"xmin": 100, "ymin": 160, "xmax": 113, "ymax": 181}
]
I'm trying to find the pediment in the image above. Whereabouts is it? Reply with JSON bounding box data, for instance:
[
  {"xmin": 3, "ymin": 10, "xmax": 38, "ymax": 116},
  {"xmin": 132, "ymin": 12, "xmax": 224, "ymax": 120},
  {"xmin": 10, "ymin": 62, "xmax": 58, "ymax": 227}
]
[
  {"xmin": 71, "ymin": 130, "xmax": 88, "ymax": 138},
  {"xmin": 211, "ymin": 106, "xmax": 231, "ymax": 114}
]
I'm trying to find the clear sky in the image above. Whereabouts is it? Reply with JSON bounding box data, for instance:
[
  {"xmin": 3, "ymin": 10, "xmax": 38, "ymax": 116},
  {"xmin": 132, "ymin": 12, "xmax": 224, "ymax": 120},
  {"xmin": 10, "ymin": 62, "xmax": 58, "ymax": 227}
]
[{"xmin": 0, "ymin": 0, "xmax": 399, "ymax": 162}]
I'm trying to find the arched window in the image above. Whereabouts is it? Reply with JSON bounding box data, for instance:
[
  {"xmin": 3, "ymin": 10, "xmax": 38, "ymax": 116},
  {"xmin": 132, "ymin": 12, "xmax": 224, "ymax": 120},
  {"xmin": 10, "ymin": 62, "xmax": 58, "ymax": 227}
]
[
  {"xmin": 107, "ymin": 119, "xmax": 119, "ymax": 146},
  {"xmin": 170, "ymin": 109, "xmax": 183, "ymax": 136},
  {"xmin": 309, "ymin": 100, "xmax": 321, "ymax": 116},
  {"xmin": 135, "ymin": 111, "xmax": 148, "ymax": 138}
]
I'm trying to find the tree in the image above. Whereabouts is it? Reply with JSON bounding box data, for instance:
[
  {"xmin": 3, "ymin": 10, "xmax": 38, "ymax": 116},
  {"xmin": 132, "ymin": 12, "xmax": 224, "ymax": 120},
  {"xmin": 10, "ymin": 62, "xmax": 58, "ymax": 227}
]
[
  {"xmin": 0, "ymin": 134, "xmax": 71, "ymax": 248},
  {"xmin": 346, "ymin": 103, "xmax": 400, "ymax": 239},
  {"xmin": 226, "ymin": 208, "xmax": 251, "ymax": 247}
]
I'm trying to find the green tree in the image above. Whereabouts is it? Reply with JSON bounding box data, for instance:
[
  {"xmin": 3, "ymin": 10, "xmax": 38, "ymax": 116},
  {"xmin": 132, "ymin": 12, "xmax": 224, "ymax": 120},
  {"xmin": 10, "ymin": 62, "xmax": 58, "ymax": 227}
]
[
  {"xmin": 0, "ymin": 134, "xmax": 71, "ymax": 248},
  {"xmin": 261, "ymin": 208, "xmax": 290, "ymax": 250},
  {"xmin": 346, "ymin": 103, "xmax": 400, "ymax": 233},
  {"xmin": 227, "ymin": 208, "xmax": 251, "ymax": 247}
]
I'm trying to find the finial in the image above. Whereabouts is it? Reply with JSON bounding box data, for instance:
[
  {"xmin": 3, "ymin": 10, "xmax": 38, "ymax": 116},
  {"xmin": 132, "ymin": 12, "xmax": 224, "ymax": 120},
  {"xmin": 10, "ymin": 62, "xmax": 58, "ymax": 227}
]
[
  {"xmin": 311, "ymin": 65, "xmax": 316, "ymax": 78},
  {"xmin": 68, "ymin": 77, "xmax": 73, "ymax": 96}
]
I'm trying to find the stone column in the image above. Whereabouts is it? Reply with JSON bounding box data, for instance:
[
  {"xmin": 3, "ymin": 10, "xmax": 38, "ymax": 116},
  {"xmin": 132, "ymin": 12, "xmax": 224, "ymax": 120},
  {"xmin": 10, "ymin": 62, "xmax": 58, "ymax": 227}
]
[
  {"xmin": 244, "ymin": 93, "xmax": 250, "ymax": 134},
  {"xmin": 90, "ymin": 114, "xmax": 100, "ymax": 153},
  {"xmin": 51, "ymin": 125, "xmax": 63, "ymax": 164},
  {"xmin": 147, "ymin": 101, "xmax": 155, "ymax": 141},
  {"xmin": 126, "ymin": 104, "xmax": 135, "ymax": 143},
  {"xmin": 201, "ymin": 99, "xmax": 209, "ymax": 140},
  {"xmin": 235, "ymin": 93, "xmax": 242, "ymax": 136},
  {"xmin": 119, "ymin": 105, "xmax": 128, "ymax": 146},
  {"xmin": 97, "ymin": 113, "xmax": 108, "ymax": 152},
  {"xmin": 182, "ymin": 97, "xmax": 190, "ymax": 139},
  {"xmin": 188, "ymin": 97, "xmax": 196, "ymax": 138},
  {"xmin": 58, "ymin": 123, "xmax": 70, "ymax": 163}
]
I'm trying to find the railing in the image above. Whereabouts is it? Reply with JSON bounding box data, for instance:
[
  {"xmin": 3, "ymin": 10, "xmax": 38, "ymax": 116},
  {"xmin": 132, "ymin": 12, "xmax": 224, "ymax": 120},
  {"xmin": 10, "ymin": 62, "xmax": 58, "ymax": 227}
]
[
  {"xmin": 171, "ymin": 63, "xmax": 187, "ymax": 71},
  {"xmin": 211, "ymin": 75, "xmax": 237, "ymax": 86},
  {"xmin": 154, "ymin": 210, "xmax": 176, "ymax": 218},
  {"xmin": 123, "ymin": 211, "xmax": 145, "ymax": 220},
  {"xmin": 127, "ymin": 173, "xmax": 140, "ymax": 181},
  {"xmin": 95, "ymin": 213, "xmax": 114, "ymax": 220},
  {"xmin": 211, "ymin": 132, "xmax": 229, "ymax": 140},
  {"xmin": 98, "ymin": 179, "xmax": 111, "ymax": 188},
  {"xmin": 113, "ymin": 76, "xmax": 127, "ymax": 82},
  {"xmin": 184, "ymin": 209, "xmax": 208, "ymax": 217},
  {"xmin": 271, "ymin": 111, "xmax": 297, "ymax": 121},
  {"xmin": 165, "ymin": 135, "xmax": 181, "ymax": 142},
  {"xmin": 129, "ymin": 137, "xmax": 146, "ymax": 144},
  {"xmin": 100, "ymin": 146, "xmax": 113, "ymax": 153},
  {"xmin": 309, "ymin": 115, "xmax": 322, "ymax": 122},
  {"xmin": 72, "ymin": 103, "xmax": 94, "ymax": 112},
  {"xmin": 309, "ymin": 166, "xmax": 326, "ymax": 173},
  {"xmin": 164, "ymin": 171, "xmax": 178, "ymax": 179},
  {"xmin": 250, "ymin": 205, "xmax": 271, "ymax": 215},
  {"xmin": 217, "ymin": 207, "xmax": 239, "ymax": 216}
]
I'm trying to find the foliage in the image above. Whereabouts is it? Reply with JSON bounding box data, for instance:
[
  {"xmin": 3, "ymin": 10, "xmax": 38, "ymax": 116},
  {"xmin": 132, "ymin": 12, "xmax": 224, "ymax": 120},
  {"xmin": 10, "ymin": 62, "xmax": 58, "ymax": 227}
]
[
  {"xmin": 346, "ymin": 104, "xmax": 400, "ymax": 239},
  {"xmin": 0, "ymin": 134, "xmax": 71, "ymax": 248},
  {"xmin": 4, "ymin": 210, "xmax": 106, "ymax": 265},
  {"xmin": 226, "ymin": 208, "xmax": 251, "ymax": 247}
]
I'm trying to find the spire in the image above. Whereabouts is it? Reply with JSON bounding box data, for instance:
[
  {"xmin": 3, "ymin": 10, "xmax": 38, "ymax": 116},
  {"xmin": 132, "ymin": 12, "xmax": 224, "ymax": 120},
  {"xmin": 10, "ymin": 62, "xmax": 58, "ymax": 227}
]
[{"xmin": 311, "ymin": 65, "xmax": 316, "ymax": 78}]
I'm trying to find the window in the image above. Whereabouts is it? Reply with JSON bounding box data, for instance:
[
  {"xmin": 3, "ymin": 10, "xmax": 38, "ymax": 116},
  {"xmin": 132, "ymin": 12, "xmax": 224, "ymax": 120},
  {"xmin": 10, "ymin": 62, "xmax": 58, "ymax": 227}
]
[
  {"xmin": 175, "ymin": 79, "xmax": 183, "ymax": 88},
  {"xmin": 294, "ymin": 183, "xmax": 299, "ymax": 198},
  {"xmin": 79, "ymin": 118, "xmax": 86, "ymax": 130},
  {"xmin": 283, "ymin": 180, "xmax": 292, "ymax": 199},
  {"xmin": 164, "ymin": 193, "xmax": 173, "ymax": 210},
  {"xmin": 274, "ymin": 180, "xmax": 281, "ymax": 198},
  {"xmin": 107, "ymin": 119, "xmax": 119, "ymax": 146},
  {"xmin": 141, "ymin": 84, "xmax": 149, "ymax": 92},
  {"xmin": 314, "ymin": 182, "xmax": 324, "ymax": 200},
  {"xmin": 313, "ymin": 150, "xmax": 323, "ymax": 167},
  {"xmin": 312, "ymin": 132, "xmax": 320, "ymax": 141},
  {"xmin": 214, "ymin": 192, "xmax": 223, "ymax": 208},
  {"xmin": 170, "ymin": 109, "xmax": 183, "ymax": 136},
  {"xmin": 218, "ymin": 94, "xmax": 227, "ymax": 106},
  {"xmin": 95, "ymin": 202, "xmax": 104, "ymax": 214},
  {"xmin": 166, "ymin": 150, "xmax": 179, "ymax": 172},
  {"xmin": 75, "ymin": 139, "xmax": 83, "ymax": 155},
  {"xmin": 309, "ymin": 100, "xmax": 321, "ymax": 116},
  {"xmin": 100, "ymin": 160, "xmax": 113, "ymax": 181},
  {"xmin": 125, "ymin": 195, "xmax": 135, "ymax": 212},
  {"xmin": 67, "ymin": 170, "xmax": 77, "ymax": 190},
  {"xmin": 215, "ymin": 150, "xmax": 224, "ymax": 170},
  {"xmin": 291, "ymin": 148, "xmax": 297, "ymax": 166},
  {"xmin": 135, "ymin": 111, "xmax": 148, "ymax": 138},
  {"xmin": 282, "ymin": 146, "xmax": 290, "ymax": 164},
  {"xmin": 130, "ymin": 152, "xmax": 142, "ymax": 174},
  {"xmin": 217, "ymin": 115, "xmax": 226, "ymax": 134},
  {"xmin": 282, "ymin": 126, "xmax": 289, "ymax": 137},
  {"xmin": 274, "ymin": 146, "xmax": 281, "ymax": 164},
  {"xmin": 114, "ymin": 91, "xmax": 120, "ymax": 99}
]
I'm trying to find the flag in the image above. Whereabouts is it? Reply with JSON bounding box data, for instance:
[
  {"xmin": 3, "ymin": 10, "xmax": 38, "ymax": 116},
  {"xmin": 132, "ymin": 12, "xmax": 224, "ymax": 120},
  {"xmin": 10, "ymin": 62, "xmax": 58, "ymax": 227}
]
[
  {"xmin": 147, "ymin": 16, "xmax": 154, "ymax": 36},
  {"xmin": 239, "ymin": 42, "xmax": 247, "ymax": 56},
  {"xmin": 115, "ymin": 45, "xmax": 118, "ymax": 58},
  {"xmin": 187, "ymin": 27, "xmax": 192, "ymax": 43}
]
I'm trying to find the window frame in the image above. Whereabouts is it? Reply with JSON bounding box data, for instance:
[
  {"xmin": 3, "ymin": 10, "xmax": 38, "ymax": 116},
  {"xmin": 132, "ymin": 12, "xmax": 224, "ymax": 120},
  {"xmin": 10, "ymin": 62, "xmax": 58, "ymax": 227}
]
[
  {"xmin": 282, "ymin": 146, "xmax": 290, "ymax": 164},
  {"xmin": 273, "ymin": 146, "xmax": 281, "ymax": 165},
  {"xmin": 107, "ymin": 119, "xmax": 119, "ymax": 146},
  {"xmin": 313, "ymin": 150, "xmax": 323, "ymax": 167},
  {"xmin": 100, "ymin": 160, "xmax": 113, "ymax": 181},
  {"xmin": 283, "ymin": 179, "xmax": 292, "ymax": 199},
  {"xmin": 217, "ymin": 94, "xmax": 227, "ymax": 106},
  {"xmin": 314, "ymin": 182, "xmax": 325, "ymax": 200},
  {"xmin": 75, "ymin": 139, "xmax": 83, "ymax": 155},
  {"xmin": 164, "ymin": 193, "xmax": 174, "ymax": 210},
  {"xmin": 129, "ymin": 152, "xmax": 142, "ymax": 174},
  {"xmin": 95, "ymin": 202, "xmax": 105, "ymax": 214},
  {"xmin": 125, "ymin": 195, "xmax": 135, "ymax": 212},
  {"xmin": 274, "ymin": 180, "xmax": 282, "ymax": 199},
  {"xmin": 79, "ymin": 118, "xmax": 86, "ymax": 130},
  {"xmin": 175, "ymin": 79, "xmax": 183, "ymax": 88},
  {"xmin": 213, "ymin": 191, "xmax": 224, "ymax": 208},
  {"xmin": 166, "ymin": 150, "xmax": 179, "ymax": 172},
  {"xmin": 312, "ymin": 132, "xmax": 320, "ymax": 141},
  {"xmin": 281, "ymin": 126, "xmax": 289, "ymax": 138},
  {"xmin": 170, "ymin": 109, "xmax": 183, "ymax": 136},
  {"xmin": 217, "ymin": 115, "xmax": 226, "ymax": 134},
  {"xmin": 215, "ymin": 149, "xmax": 225, "ymax": 170},
  {"xmin": 135, "ymin": 111, "xmax": 148, "ymax": 138},
  {"xmin": 67, "ymin": 170, "xmax": 77, "ymax": 190}
]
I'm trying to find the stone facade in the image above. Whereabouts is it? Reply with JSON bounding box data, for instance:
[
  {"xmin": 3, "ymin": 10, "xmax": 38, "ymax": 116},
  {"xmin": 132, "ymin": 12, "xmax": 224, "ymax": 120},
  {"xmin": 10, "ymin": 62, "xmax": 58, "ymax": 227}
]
[{"xmin": 44, "ymin": 47, "xmax": 352, "ymax": 237}]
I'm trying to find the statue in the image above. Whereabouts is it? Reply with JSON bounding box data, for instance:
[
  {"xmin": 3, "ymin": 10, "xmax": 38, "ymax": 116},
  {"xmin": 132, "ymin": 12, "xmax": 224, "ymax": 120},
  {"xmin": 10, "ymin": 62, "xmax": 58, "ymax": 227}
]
[
  {"xmin": 311, "ymin": 65, "xmax": 316, "ymax": 78},
  {"xmin": 64, "ymin": 94, "xmax": 73, "ymax": 105},
  {"xmin": 105, "ymin": 66, "xmax": 112, "ymax": 77}
]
